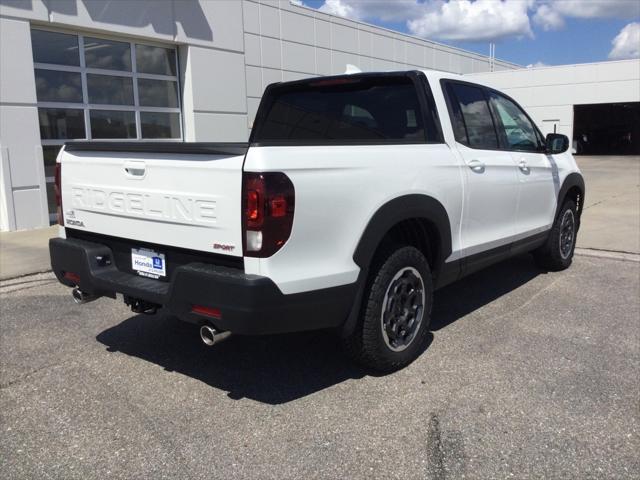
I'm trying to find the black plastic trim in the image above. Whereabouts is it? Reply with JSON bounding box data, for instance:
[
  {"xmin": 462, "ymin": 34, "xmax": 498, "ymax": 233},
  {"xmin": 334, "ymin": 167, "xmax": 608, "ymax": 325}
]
[
  {"xmin": 352, "ymin": 194, "xmax": 452, "ymax": 277},
  {"xmin": 437, "ymin": 231, "xmax": 549, "ymax": 287},
  {"xmin": 64, "ymin": 141, "xmax": 249, "ymax": 156},
  {"xmin": 66, "ymin": 229, "xmax": 244, "ymax": 280},
  {"xmin": 340, "ymin": 194, "xmax": 453, "ymax": 338},
  {"xmin": 462, "ymin": 232, "xmax": 548, "ymax": 278},
  {"xmin": 555, "ymin": 172, "xmax": 586, "ymax": 227},
  {"xmin": 50, "ymin": 237, "xmax": 356, "ymax": 335}
]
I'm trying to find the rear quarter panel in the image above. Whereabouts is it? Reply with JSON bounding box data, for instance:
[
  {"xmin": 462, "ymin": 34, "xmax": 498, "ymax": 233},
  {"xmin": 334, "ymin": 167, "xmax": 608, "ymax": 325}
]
[{"xmin": 243, "ymin": 144, "xmax": 464, "ymax": 294}]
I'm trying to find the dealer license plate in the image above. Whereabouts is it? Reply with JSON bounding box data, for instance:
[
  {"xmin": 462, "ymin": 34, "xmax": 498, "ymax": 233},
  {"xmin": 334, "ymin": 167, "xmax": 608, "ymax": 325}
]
[{"xmin": 131, "ymin": 248, "xmax": 166, "ymax": 279}]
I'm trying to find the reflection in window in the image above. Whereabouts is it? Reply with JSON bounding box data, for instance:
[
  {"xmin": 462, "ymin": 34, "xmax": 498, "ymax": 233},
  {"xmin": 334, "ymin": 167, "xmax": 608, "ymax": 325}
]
[
  {"xmin": 136, "ymin": 44, "xmax": 176, "ymax": 76},
  {"xmin": 84, "ymin": 37, "xmax": 131, "ymax": 71},
  {"xmin": 141, "ymin": 112, "xmax": 181, "ymax": 138},
  {"xmin": 342, "ymin": 104, "xmax": 377, "ymax": 129},
  {"xmin": 31, "ymin": 29, "xmax": 80, "ymax": 66},
  {"xmin": 449, "ymin": 83, "xmax": 498, "ymax": 149},
  {"xmin": 46, "ymin": 180, "xmax": 57, "ymax": 222},
  {"xmin": 489, "ymin": 93, "xmax": 540, "ymax": 152},
  {"xmin": 38, "ymin": 108, "xmax": 85, "ymax": 140},
  {"xmin": 87, "ymin": 74, "xmax": 134, "ymax": 105},
  {"xmin": 90, "ymin": 110, "xmax": 136, "ymax": 138},
  {"xmin": 35, "ymin": 69, "xmax": 82, "ymax": 103},
  {"xmin": 43, "ymin": 145, "xmax": 62, "ymax": 177},
  {"xmin": 43, "ymin": 145, "xmax": 63, "ymax": 224},
  {"xmin": 137, "ymin": 78, "xmax": 178, "ymax": 108},
  {"xmin": 33, "ymin": 29, "xmax": 182, "ymax": 221}
]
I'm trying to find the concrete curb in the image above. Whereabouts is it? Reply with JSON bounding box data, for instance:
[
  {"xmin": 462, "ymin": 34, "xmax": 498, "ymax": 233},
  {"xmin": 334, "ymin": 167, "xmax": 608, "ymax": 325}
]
[
  {"xmin": 0, "ymin": 268, "xmax": 53, "ymax": 282},
  {"xmin": 575, "ymin": 248, "xmax": 640, "ymax": 263}
]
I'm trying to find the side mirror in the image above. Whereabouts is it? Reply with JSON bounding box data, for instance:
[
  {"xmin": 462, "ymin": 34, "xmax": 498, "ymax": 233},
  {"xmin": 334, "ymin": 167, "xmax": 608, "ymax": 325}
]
[{"xmin": 545, "ymin": 133, "xmax": 570, "ymax": 154}]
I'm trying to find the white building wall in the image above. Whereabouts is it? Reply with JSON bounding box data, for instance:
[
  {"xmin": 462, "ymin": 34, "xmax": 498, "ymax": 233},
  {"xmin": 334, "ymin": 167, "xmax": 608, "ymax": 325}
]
[
  {"xmin": 242, "ymin": 0, "xmax": 518, "ymax": 134},
  {"xmin": 0, "ymin": 15, "xmax": 49, "ymax": 230},
  {"xmin": 0, "ymin": 0, "xmax": 518, "ymax": 231},
  {"xmin": 467, "ymin": 59, "xmax": 640, "ymax": 138}
]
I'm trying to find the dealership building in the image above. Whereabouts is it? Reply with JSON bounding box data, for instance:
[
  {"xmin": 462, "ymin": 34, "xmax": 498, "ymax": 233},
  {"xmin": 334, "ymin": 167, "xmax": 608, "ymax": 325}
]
[{"xmin": 0, "ymin": 0, "xmax": 638, "ymax": 232}]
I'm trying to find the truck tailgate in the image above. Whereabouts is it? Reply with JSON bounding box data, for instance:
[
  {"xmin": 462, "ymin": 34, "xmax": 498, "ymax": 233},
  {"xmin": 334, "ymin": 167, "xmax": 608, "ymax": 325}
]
[{"xmin": 59, "ymin": 143, "xmax": 247, "ymax": 257}]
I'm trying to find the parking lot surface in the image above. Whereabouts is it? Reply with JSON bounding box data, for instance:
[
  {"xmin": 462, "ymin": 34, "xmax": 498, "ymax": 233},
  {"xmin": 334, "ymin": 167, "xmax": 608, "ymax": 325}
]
[
  {"xmin": 1, "ymin": 253, "xmax": 638, "ymax": 479},
  {"xmin": 576, "ymin": 155, "xmax": 640, "ymax": 254}
]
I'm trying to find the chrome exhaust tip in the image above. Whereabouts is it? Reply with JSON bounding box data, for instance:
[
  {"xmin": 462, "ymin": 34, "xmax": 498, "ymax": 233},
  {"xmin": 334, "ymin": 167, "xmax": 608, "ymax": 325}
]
[
  {"xmin": 199, "ymin": 325, "xmax": 230, "ymax": 347},
  {"xmin": 72, "ymin": 287, "xmax": 97, "ymax": 305}
]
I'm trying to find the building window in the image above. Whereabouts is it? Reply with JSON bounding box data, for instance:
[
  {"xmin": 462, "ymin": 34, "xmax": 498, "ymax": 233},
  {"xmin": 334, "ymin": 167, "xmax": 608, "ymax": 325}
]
[{"xmin": 31, "ymin": 28, "xmax": 183, "ymax": 222}]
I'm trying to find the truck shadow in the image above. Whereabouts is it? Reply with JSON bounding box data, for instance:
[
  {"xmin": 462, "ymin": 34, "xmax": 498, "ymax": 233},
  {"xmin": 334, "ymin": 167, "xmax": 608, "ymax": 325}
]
[
  {"xmin": 96, "ymin": 254, "xmax": 543, "ymax": 404},
  {"xmin": 431, "ymin": 254, "xmax": 543, "ymax": 331}
]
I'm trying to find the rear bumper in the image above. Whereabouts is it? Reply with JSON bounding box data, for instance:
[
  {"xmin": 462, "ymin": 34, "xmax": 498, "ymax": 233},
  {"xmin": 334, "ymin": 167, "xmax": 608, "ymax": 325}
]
[{"xmin": 49, "ymin": 237, "xmax": 356, "ymax": 335}]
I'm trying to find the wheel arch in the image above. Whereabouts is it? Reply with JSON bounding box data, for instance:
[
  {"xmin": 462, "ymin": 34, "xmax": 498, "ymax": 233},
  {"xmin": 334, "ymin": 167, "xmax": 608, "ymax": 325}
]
[
  {"xmin": 341, "ymin": 194, "xmax": 452, "ymax": 337},
  {"xmin": 353, "ymin": 194, "xmax": 452, "ymax": 277},
  {"xmin": 556, "ymin": 173, "xmax": 585, "ymax": 228}
]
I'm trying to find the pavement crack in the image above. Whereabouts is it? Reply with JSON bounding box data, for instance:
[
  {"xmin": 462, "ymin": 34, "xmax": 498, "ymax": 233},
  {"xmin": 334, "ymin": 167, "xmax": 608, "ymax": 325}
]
[
  {"xmin": 426, "ymin": 413, "xmax": 447, "ymax": 480},
  {"xmin": 583, "ymin": 189, "xmax": 638, "ymax": 210},
  {"xmin": 0, "ymin": 346, "xmax": 94, "ymax": 389},
  {"xmin": 0, "ymin": 362, "xmax": 64, "ymax": 389}
]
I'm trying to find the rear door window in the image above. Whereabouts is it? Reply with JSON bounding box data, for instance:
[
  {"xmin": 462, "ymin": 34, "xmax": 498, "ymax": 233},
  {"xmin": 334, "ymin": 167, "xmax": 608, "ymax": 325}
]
[
  {"xmin": 445, "ymin": 82, "xmax": 499, "ymax": 150},
  {"xmin": 252, "ymin": 76, "xmax": 437, "ymax": 144}
]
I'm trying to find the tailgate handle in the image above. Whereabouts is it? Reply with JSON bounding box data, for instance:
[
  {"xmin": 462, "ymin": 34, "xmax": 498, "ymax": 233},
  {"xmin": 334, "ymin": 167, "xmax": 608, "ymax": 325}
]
[{"xmin": 124, "ymin": 161, "xmax": 146, "ymax": 179}]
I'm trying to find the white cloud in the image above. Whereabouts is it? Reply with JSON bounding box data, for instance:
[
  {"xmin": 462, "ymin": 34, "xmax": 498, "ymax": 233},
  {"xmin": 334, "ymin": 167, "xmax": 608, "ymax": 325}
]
[
  {"xmin": 533, "ymin": 4, "xmax": 564, "ymax": 31},
  {"xmin": 609, "ymin": 22, "xmax": 640, "ymax": 60},
  {"xmin": 526, "ymin": 61, "xmax": 549, "ymax": 68},
  {"xmin": 533, "ymin": 0, "xmax": 640, "ymax": 30},
  {"xmin": 315, "ymin": 0, "xmax": 422, "ymax": 23},
  {"xmin": 407, "ymin": 0, "xmax": 534, "ymax": 42},
  {"xmin": 309, "ymin": 0, "xmax": 640, "ymax": 43},
  {"xmin": 318, "ymin": 0, "xmax": 361, "ymax": 19},
  {"xmin": 311, "ymin": 0, "xmax": 535, "ymax": 42},
  {"xmin": 543, "ymin": 0, "xmax": 638, "ymax": 19}
]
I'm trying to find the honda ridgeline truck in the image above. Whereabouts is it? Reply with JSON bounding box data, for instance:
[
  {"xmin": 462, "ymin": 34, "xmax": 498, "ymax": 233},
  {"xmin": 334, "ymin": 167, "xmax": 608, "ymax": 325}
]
[{"xmin": 50, "ymin": 70, "xmax": 585, "ymax": 371}]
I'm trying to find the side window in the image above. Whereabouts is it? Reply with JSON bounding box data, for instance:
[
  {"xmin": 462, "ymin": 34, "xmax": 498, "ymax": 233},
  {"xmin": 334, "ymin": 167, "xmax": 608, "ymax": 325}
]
[
  {"xmin": 489, "ymin": 92, "xmax": 541, "ymax": 152},
  {"xmin": 448, "ymin": 83, "xmax": 498, "ymax": 149}
]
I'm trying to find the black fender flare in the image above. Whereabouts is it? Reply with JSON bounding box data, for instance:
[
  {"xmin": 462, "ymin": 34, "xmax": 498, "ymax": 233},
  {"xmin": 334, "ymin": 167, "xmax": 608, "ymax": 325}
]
[
  {"xmin": 556, "ymin": 172, "xmax": 585, "ymax": 228},
  {"xmin": 341, "ymin": 194, "xmax": 452, "ymax": 337}
]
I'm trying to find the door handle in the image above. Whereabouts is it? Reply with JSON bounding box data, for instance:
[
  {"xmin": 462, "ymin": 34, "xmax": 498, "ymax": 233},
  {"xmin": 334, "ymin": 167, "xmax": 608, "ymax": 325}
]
[
  {"xmin": 468, "ymin": 159, "xmax": 485, "ymax": 173},
  {"xmin": 518, "ymin": 160, "xmax": 530, "ymax": 174},
  {"xmin": 124, "ymin": 161, "xmax": 146, "ymax": 179}
]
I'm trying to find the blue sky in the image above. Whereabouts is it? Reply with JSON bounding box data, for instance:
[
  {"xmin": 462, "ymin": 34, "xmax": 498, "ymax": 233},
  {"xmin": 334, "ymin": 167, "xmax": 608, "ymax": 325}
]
[{"xmin": 299, "ymin": 0, "xmax": 640, "ymax": 66}]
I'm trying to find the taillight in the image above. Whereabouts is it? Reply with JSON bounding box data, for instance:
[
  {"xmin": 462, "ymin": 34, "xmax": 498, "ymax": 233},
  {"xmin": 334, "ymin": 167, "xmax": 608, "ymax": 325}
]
[
  {"xmin": 54, "ymin": 163, "xmax": 63, "ymax": 225},
  {"xmin": 242, "ymin": 172, "xmax": 295, "ymax": 257}
]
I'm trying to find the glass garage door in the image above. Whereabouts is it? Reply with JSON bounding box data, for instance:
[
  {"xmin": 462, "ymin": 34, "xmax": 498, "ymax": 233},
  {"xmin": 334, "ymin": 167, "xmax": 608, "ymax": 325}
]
[{"xmin": 31, "ymin": 28, "xmax": 183, "ymax": 223}]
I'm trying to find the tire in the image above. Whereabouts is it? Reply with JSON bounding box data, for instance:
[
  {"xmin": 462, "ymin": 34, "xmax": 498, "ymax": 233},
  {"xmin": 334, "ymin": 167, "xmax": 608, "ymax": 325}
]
[
  {"xmin": 533, "ymin": 199, "xmax": 578, "ymax": 271},
  {"xmin": 343, "ymin": 245, "xmax": 433, "ymax": 372}
]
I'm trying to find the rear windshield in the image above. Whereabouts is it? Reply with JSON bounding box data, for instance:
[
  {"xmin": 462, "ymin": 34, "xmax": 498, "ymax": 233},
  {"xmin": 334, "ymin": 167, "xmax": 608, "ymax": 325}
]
[{"xmin": 252, "ymin": 76, "xmax": 431, "ymax": 145}]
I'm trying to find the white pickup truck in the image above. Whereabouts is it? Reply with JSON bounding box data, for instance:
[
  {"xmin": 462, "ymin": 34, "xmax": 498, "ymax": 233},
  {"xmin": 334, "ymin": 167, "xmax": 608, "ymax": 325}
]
[{"xmin": 50, "ymin": 70, "xmax": 585, "ymax": 371}]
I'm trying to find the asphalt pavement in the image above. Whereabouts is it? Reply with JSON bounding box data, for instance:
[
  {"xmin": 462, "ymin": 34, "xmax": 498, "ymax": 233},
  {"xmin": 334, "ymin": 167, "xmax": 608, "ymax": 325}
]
[{"xmin": 1, "ymin": 253, "xmax": 638, "ymax": 479}]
